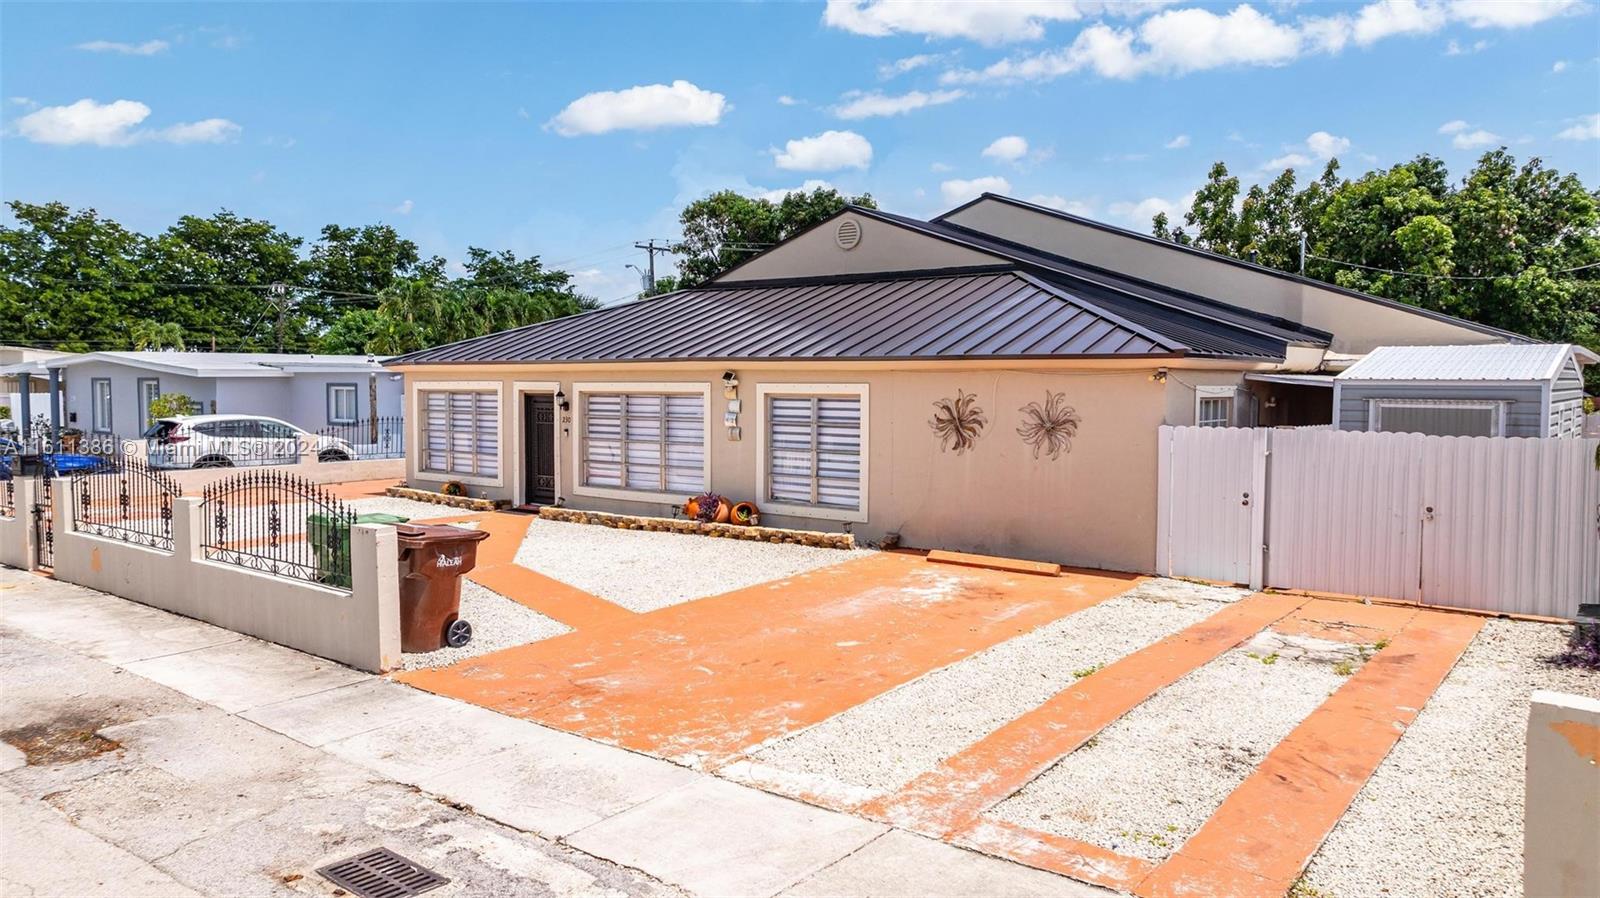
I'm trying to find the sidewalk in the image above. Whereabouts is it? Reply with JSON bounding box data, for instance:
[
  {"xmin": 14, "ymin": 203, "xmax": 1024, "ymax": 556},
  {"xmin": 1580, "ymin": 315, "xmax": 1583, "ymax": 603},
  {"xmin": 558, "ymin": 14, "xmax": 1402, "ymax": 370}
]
[{"xmin": 0, "ymin": 567, "xmax": 1108, "ymax": 898}]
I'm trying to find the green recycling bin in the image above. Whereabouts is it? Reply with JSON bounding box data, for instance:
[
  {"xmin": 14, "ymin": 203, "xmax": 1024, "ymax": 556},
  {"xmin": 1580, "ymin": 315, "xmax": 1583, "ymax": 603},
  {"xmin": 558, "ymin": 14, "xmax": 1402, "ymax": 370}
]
[{"xmin": 307, "ymin": 512, "xmax": 410, "ymax": 588}]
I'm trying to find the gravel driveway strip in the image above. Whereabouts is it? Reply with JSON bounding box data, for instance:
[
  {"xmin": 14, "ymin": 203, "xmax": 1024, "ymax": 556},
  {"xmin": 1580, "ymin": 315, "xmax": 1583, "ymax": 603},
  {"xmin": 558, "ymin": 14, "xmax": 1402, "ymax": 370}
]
[
  {"xmin": 1302, "ymin": 619, "xmax": 1600, "ymax": 898},
  {"xmin": 399, "ymin": 580, "xmax": 569, "ymax": 671},
  {"xmin": 743, "ymin": 579, "xmax": 1245, "ymax": 800},
  {"xmin": 513, "ymin": 516, "xmax": 875, "ymax": 612}
]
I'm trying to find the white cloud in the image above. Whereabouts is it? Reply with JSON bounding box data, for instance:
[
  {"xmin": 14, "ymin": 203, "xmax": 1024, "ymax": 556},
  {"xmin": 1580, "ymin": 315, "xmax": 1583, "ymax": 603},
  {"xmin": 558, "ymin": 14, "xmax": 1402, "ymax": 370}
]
[
  {"xmin": 548, "ymin": 80, "xmax": 727, "ymax": 137},
  {"xmin": 1262, "ymin": 130, "xmax": 1349, "ymax": 170},
  {"xmin": 1108, "ymin": 192, "xmax": 1196, "ymax": 227},
  {"xmin": 1263, "ymin": 152, "xmax": 1315, "ymax": 169},
  {"xmin": 393, "ymin": 199, "xmax": 414, "ymax": 215},
  {"xmin": 832, "ymin": 89, "xmax": 966, "ymax": 119},
  {"xmin": 1552, "ymin": 59, "xmax": 1569, "ymax": 72},
  {"xmin": 941, "ymin": 176, "xmax": 1012, "ymax": 205},
  {"xmin": 9, "ymin": 97, "xmax": 37, "ymax": 109},
  {"xmin": 777, "ymin": 95, "xmax": 799, "ymax": 106},
  {"xmin": 1164, "ymin": 134, "xmax": 1191, "ymax": 149},
  {"xmin": 1452, "ymin": 128, "xmax": 1500, "ymax": 149},
  {"xmin": 772, "ymin": 130, "xmax": 873, "ymax": 171},
  {"xmin": 822, "ymin": 0, "xmax": 1158, "ymax": 45},
  {"xmin": 1027, "ymin": 194, "xmax": 1096, "ymax": 216},
  {"xmin": 1437, "ymin": 119, "xmax": 1469, "ymax": 133},
  {"xmin": 940, "ymin": 0, "xmax": 1586, "ymax": 85},
  {"xmin": 13, "ymin": 98, "xmax": 239, "ymax": 146},
  {"xmin": 1444, "ymin": 37, "xmax": 1489, "ymax": 54},
  {"xmin": 878, "ymin": 53, "xmax": 952, "ymax": 79},
  {"xmin": 753, "ymin": 178, "xmax": 836, "ymax": 203},
  {"xmin": 981, "ymin": 135, "xmax": 1030, "ymax": 162},
  {"xmin": 75, "ymin": 39, "xmax": 169, "ymax": 55},
  {"xmin": 930, "ymin": 161, "xmax": 955, "ymax": 172},
  {"xmin": 1555, "ymin": 113, "xmax": 1600, "ymax": 141}
]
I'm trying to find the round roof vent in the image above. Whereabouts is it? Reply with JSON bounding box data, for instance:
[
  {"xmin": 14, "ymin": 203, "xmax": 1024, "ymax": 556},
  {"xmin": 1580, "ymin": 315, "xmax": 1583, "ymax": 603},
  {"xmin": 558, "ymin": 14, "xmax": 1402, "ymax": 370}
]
[{"xmin": 835, "ymin": 219, "xmax": 862, "ymax": 251}]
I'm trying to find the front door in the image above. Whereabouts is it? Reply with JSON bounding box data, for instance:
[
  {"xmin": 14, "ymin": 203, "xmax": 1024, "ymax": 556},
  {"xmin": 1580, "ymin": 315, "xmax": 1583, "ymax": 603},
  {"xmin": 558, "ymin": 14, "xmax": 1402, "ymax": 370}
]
[{"xmin": 524, "ymin": 394, "xmax": 556, "ymax": 506}]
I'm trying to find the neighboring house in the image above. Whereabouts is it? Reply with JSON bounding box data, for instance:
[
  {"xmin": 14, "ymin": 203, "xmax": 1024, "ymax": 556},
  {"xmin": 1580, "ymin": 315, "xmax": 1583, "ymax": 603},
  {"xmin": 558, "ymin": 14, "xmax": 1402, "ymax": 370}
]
[
  {"xmin": 0, "ymin": 346, "xmax": 69, "ymax": 432},
  {"xmin": 53, "ymin": 352, "xmax": 403, "ymax": 438},
  {"xmin": 1334, "ymin": 343, "xmax": 1596, "ymax": 437},
  {"xmin": 384, "ymin": 195, "xmax": 1526, "ymax": 573}
]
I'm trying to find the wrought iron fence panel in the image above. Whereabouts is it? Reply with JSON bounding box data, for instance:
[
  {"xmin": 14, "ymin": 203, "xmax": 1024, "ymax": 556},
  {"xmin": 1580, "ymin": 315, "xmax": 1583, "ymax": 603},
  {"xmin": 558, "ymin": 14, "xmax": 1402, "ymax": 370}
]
[
  {"xmin": 314, "ymin": 416, "xmax": 406, "ymax": 460},
  {"xmin": 2, "ymin": 471, "xmax": 14, "ymax": 518},
  {"xmin": 200, "ymin": 469, "xmax": 357, "ymax": 589},
  {"xmin": 33, "ymin": 471, "xmax": 53, "ymax": 569},
  {"xmin": 70, "ymin": 457, "xmax": 182, "ymax": 551}
]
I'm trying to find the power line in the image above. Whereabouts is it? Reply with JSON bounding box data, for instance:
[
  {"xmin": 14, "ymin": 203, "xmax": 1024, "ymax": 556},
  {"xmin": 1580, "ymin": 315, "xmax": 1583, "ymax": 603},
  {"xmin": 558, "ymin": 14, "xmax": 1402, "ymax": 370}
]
[{"xmin": 1304, "ymin": 253, "xmax": 1600, "ymax": 281}]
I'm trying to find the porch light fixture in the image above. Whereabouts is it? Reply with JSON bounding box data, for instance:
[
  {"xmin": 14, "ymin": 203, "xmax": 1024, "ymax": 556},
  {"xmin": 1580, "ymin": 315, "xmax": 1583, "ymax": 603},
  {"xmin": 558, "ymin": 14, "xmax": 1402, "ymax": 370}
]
[
  {"xmin": 555, "ymin": 388, "xmax": 569, "ymax": 412},
  {"xmin": 1150, "ymin": 368, "xmax": 1168, "ymax": 384}
]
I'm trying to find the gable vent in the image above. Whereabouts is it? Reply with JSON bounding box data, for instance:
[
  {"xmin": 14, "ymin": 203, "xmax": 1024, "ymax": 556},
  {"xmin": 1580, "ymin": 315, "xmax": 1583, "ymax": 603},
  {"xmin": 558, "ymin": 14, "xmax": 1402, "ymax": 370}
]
[{"xmin": 835, "ymin": 219, "xmax": 862, "ymax": 251}]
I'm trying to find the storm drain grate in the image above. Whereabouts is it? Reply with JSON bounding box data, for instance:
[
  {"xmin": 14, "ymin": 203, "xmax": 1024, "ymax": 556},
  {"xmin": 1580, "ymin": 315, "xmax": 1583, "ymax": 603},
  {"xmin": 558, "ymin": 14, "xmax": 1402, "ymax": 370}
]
[{"xmin": 316, "ymin": 847, "xmax": 449, "ymax": 898}]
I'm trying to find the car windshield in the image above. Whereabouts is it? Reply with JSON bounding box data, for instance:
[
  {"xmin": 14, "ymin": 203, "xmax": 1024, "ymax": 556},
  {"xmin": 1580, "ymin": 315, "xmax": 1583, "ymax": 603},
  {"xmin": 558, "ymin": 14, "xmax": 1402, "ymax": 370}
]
[{"xmin": 143, "ymin": 421, "xmax": 180, "ymax": 440}]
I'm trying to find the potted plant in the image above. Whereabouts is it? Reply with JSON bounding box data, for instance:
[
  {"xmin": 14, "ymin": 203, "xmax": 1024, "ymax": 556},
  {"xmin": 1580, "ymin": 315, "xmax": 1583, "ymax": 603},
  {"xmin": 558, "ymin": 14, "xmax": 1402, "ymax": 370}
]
[
  {"xmin": 689, "ymin": 491, "xmax": 730, "ymax": 524},
  {"xmin": 58, "ymin": 426, "xmax": 84, "ymax": 453},
  {"xmin": 441, "ymin": 480, "xmax": 467, "ymax": 497},
  {"xmin": 730, "ymin": 501, "xmax": 759, "ymax": 526}
]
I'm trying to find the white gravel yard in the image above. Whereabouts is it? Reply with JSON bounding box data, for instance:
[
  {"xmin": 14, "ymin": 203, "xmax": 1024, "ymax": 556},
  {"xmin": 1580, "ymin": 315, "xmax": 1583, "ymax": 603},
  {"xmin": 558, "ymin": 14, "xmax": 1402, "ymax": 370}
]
[
  {"xmin": 988, "ymin": 641, "xmax": 1356, "ymax": 861},
  {"xmin": 512, "ymin": 516, "xmax": 875, "ymax": 612},
  {"xmin": 1302, "ymin": 619, "xmax": 1600, "ymax": 898},
  {"xmin": 398, "ymin": 580, "xmax": 570, "ymax": 671},
  {"xmin": 739, "ymin": 579, "xmax": 1246, "ymax": 801},
  {"xmin": 347, "ymin": 496, "xmax": 482, "ymax": 521}
]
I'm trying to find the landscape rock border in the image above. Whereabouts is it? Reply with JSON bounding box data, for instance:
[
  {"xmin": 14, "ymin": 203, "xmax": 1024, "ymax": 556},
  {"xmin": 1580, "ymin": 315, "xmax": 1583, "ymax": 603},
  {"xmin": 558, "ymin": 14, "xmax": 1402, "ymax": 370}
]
[
  {"xmin": 385, "ymin": 486, "xmax": 509, "ymax": 511},
  {"xmin": 538, "ymin": 507, "xmax": 855, "ymax": 550}
]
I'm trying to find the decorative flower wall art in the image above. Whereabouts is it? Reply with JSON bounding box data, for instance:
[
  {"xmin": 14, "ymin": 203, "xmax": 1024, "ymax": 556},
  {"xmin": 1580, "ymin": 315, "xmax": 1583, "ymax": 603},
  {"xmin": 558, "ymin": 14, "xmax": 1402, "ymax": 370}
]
[
  {"xmin": 929, "ymin": 389, "xmax": 987, "ymax": 455},
  {"xmin": 1017, "ymin": 391, "xmax": 1082, "ymax": 460}
]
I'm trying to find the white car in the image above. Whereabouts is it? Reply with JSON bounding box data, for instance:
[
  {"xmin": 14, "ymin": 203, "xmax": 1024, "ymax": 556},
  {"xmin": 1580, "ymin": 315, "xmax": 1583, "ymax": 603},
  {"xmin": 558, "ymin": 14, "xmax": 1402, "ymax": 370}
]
[{"xmin": 144, "ymin": 414, "xmax": 357, "ymax": 469}]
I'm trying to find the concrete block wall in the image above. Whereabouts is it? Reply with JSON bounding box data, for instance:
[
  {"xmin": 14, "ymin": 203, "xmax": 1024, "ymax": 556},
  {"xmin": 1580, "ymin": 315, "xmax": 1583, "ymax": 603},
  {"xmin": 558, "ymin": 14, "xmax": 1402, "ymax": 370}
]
[
  {"xmin": 0, "ymin": 477, "xmax": 34, "ymax": 570},
  {"xmin": 49, "ymin": 489, "xmax": 401, "ymax": 672},
  {"xmin": 1524, "ymin": 690, "xmax": 1600, "ymax": 898}
]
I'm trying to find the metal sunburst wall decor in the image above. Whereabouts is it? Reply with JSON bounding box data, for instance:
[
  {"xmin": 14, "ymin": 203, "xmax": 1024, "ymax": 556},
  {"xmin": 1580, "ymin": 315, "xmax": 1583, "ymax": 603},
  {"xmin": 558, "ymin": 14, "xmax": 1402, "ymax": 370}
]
[
  {"xmin": 929, "ymin": 389, "xmax": 987, "ymax": 455},
  {"xmin": 1017, "ymin": 391, "xmax": 1082, "ymax": 460}
]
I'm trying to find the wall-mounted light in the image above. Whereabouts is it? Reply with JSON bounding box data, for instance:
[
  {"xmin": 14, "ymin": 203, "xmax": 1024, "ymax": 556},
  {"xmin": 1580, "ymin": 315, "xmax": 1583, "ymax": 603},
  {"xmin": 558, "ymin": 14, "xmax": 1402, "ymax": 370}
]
[
  {"xmin": 555, "ymin": 388, "xmax": 570, "ymax": 412},
  {"xmin": 1149, "ymin": 368, "xmax": 1168, "ymax": 384},
  {"xmin": 721, "ymin": 370, "xmax": 739, "ymax": 388}
]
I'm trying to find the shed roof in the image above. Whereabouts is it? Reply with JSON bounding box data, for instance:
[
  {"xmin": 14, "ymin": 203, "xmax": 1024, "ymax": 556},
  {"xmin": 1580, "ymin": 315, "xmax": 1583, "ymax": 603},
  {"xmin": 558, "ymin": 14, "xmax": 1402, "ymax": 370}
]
[
  {"xmin": 387, "ymin": 268, "xmax": 1293, "ymax": 366},
  {"xmin": 1337, "ymin": 343, "xmax": 1595, "ymax": 382}
]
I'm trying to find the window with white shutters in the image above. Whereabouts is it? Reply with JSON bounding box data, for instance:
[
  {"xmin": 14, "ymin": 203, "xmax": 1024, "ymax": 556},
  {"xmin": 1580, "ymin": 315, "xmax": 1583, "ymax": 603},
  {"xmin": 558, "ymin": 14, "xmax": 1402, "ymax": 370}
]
[
  {"xmin": 581, "ymin": 392, "xmax": 705, "ymax": 494},
  {"xmin": 766, "ymin": 393, "xmax": 862, "ymax": 512},
  {"xmin": 419, "ymin": 390, "xmax": 499, "ymax": 478}
]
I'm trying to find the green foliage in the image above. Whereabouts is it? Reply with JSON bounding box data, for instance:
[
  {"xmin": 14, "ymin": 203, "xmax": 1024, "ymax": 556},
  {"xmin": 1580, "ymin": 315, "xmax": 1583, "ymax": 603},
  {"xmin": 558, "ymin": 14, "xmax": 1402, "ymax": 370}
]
[
  {"xmin": 673, "ymin": 186, "xmax": 877, "ymax": 287},
  {"xmin": 146, "ymin": 392, "xmax": 197, "ymax": 419},
  {"xmin": 1, "ymin": 200, "xmax": 595, "ymax": 356},
  {"xmin": 1157, "ymin": 150, "xmax": 1600, "ymax": 392}
]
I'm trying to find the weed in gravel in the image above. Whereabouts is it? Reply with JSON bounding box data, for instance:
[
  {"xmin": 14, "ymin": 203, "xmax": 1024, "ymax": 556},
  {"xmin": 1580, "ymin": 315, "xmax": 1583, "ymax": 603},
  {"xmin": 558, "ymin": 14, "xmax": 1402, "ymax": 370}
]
[
  {"xmin": 1288, "ymin": 878, "xmax": 1335, "ymax": 898},
  {"xmin": 1547, "ymin": 622, "xmax": 1600, "ymax": 670},
  {"xmin": 1247, "ymin": 651, "xmax": 1281, "ymax": 665},
  {"xmin": 1332, "ymin": 660, "xmax": 1356, "ymax": 677},
  {"xmin": 1071, "ymin": 663, "xmax": 1103, "ymax": 679}
]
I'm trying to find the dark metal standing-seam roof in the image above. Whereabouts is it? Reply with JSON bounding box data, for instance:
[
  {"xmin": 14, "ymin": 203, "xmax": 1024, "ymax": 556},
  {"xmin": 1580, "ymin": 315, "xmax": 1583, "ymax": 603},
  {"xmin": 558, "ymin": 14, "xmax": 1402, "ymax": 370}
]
[{"xmin": 383, "ymin": 269, "xmax": 1254, "ymax": 366}]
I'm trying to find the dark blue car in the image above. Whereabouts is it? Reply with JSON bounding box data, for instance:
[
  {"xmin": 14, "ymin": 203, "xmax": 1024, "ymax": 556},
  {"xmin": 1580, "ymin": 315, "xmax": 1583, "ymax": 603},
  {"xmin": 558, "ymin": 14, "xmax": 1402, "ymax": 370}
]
[{"xmin": 0, "ymin": 438, "xmax": 111, "ymax": 480}]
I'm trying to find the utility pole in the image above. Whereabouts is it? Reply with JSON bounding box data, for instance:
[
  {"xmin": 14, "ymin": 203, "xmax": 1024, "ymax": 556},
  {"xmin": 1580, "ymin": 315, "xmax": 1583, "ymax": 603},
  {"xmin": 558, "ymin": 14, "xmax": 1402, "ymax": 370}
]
[
  {"xmin": 270, "ymin": 282, "xmax": 290, "ymax": 352},
  {"xmin": 633, "ymin": 239, "xmax": 671, "ymax": 294},
  {"xmin": 1299, "ymin": 232, "xmax": 1308, "ymax": 276}
]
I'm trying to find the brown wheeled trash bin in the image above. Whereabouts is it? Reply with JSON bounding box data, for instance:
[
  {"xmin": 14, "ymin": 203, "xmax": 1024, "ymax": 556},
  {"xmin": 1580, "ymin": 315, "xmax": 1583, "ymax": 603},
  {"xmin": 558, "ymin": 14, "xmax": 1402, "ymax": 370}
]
[{"xmin": 394, "ymin": 523, "xmax": 490, "ymax": 652}]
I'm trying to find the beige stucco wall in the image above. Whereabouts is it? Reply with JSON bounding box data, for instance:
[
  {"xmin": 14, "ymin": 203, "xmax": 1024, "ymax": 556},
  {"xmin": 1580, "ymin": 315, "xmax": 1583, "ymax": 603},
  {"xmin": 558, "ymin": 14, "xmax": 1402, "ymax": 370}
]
[
  {"xmin": 400, "ymin": 363, "xmax": 1248, "ymax": 573},
  {"xmin": 49, "ymin": 492, "xmax": 401, "ymax": 672},
  {"xmin": 714, "ymin": 211, "xmax": 1004, "ymax": 282},
  {"xmin": 1524, "ymin": 690, "xmax": 1600, "ymax": 898},
  {"xmin": 941, "ymin": 199, "xmax": 1505, "ymax": 354},
  {"xmin": 0, "ymin": 478, "xmax": 34, "ymax": 570}
]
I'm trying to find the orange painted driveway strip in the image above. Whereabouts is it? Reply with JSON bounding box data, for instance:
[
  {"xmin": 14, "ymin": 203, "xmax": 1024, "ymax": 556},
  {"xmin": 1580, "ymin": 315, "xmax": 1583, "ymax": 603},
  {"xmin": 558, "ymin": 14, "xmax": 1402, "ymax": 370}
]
[
  {"xmin": 955, "ymin": 818, "xmax": 1157, "ymax": 894},
  {"xmin": 399, "ymin": 552, "xmax": 1139, "ymax": 767},
  {"xmin": 862, "ymin": 591, "xmax": 1306, "ymax": 836},
  {"xmin": 1269, "ymin": 598, "xmax": 1416, "ymax": 645},
  {"xmin": 1136, "ymin": 608, "xmax": 1483, "ymax": 898}
]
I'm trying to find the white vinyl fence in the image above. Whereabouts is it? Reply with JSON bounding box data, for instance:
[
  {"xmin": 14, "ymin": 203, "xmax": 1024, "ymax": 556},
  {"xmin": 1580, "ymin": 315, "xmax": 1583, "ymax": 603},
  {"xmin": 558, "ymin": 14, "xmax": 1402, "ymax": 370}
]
[{"xmin": 1157, "ymin": 425, "xmax": 1600, "ymax": 618}]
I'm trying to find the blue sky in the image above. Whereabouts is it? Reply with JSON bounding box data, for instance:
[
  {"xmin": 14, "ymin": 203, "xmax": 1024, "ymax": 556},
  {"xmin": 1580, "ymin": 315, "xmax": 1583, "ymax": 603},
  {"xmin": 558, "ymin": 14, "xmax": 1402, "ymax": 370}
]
[{"xmin": 4, "ymin": 1, "xmax": 1598, "ymax": 303}]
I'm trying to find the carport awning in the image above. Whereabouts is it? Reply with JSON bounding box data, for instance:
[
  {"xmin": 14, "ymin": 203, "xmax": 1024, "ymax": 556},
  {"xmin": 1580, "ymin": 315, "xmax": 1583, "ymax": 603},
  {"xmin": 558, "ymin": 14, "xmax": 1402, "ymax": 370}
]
[{"xmin": 1244, "ymin": 373, "xmax": 1336, "ymax": 387}]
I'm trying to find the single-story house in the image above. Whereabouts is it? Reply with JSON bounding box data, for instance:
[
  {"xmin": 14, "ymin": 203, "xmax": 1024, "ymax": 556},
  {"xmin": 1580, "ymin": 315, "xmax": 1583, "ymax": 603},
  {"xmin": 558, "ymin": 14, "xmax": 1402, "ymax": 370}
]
[
  {"xmin": 385, "ymin": 194, "xmax": 1528, "ymax": 573},
  {"xmin": 48, "ymin": 352, "xmax": 403, "ymax": 438},
  {"xmin": 1335, "ymin": 343, "xmax": 1596, "ymax": 437}
]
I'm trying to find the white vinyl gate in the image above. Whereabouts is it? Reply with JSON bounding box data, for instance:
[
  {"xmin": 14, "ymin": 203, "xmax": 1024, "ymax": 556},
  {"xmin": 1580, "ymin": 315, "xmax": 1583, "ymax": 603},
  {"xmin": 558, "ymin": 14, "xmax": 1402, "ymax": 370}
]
[{"xmin": 1156, "ymin": 425, "xmax": 1600, "ymax": 618}]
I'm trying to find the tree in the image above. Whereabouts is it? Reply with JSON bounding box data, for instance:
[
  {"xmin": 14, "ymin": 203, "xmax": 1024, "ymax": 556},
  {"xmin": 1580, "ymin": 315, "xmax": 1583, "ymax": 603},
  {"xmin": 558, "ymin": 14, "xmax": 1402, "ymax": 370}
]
[
  {"xmin": 0, "ymin": 201, "xmax": 154, "ymax": 352},
  {"xmin": 673, "ymin": 186, "xmax": 876, "ymax": 287},
  {"xmin": 1158, "ymin": 149, "xmax": 1600, "ymax": 391},
  {"xmin": 144, "ymin": 210, "xmax": 306, "ymax": 350},
  {"xmin": 130, "ymin": 319, "xmax": 186, "ymax": 351}
]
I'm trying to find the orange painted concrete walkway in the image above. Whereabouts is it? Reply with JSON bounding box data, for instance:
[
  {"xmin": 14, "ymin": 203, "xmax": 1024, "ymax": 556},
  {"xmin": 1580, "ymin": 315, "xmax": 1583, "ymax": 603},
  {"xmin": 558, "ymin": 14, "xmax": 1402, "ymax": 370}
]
[
  {"xmin": 863, "ymin": 591, "xmax": 1307, "ymax": 835},
  {"xmin": 399, "ymin": 551, "xmax": 1141, "ymax": 766}
]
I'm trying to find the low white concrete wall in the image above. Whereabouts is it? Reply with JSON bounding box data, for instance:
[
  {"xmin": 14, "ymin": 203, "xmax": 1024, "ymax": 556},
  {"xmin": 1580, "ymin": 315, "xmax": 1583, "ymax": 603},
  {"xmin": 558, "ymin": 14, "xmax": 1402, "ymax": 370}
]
[
  {"xmin": 163, "ymin": 456, "xmax": 403, "ymax": 493},
  {"xmin": 51, "ymin": 490, "xmax": 401, "ymax": 672},
  {"xmin": 0, "ymin": 477, "xmax": 34, "ymax": 570},
  {"xmin": 1525, "ymin": 689, "xmax": 1600, "ymax": 898}
]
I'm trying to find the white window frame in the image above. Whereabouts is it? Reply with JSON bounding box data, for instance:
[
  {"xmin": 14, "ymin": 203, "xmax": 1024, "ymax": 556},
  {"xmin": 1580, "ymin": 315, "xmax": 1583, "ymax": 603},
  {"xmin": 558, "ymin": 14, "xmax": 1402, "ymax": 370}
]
[
  {"xmin": 1369, "ymin": 398, "xmax": 1506, "ymax": 437},
  {"xmin": 327, "ymin": 383, "xmax": 359, "ymax": 425},
  {"xmin": 1194, "ymin": 385, "xmax": 1235, "ymax": 428},
  {"xmin": 412, "ymin": 381, "xmax": 505, "ymax": 487},
  {"xmin": 571, "ymin": 382, "xmax": 711, "ymax": 503},
  {"xmin": 90, "ymin": 378, "xmax": 113, "ymax": 433},
  {"xmin": 756, "ymin": 383, "xmax": 869, "ymax": 523},
  {"xmin": 137, "ymin": 377, "xmax": 161, "ymax": 430}
]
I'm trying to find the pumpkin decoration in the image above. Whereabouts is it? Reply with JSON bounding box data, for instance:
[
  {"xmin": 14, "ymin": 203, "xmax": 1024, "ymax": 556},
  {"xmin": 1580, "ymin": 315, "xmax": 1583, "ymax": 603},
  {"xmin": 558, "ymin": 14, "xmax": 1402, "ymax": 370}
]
[
  {"xmin": 730, "ymin": 501, "xmax": 759, "ymax": 526},
  {"xmin": 689, "ymin": 492, "xmax": 730, "ymax": 523}
]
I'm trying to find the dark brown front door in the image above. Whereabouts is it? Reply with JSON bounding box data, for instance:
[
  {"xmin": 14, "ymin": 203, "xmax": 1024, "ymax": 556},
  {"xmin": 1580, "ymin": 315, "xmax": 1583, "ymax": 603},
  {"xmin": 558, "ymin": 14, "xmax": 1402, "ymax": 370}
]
[{"xmin": 524, "ymin": 394, "xmax": 556, "ymax": 506}]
